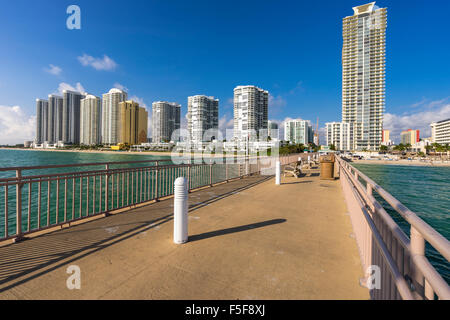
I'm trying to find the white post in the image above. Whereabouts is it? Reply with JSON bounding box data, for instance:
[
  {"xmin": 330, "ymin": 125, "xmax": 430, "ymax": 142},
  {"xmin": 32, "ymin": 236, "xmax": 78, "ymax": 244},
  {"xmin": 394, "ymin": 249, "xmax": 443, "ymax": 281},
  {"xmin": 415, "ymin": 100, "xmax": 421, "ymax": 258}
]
[
  {"xmin": 174, "ymin": 177, "xmax": 188, "ymax": 244},
  {"xmin": 275, "ymin": 161, "xmax": 281, "ymax": 185}
]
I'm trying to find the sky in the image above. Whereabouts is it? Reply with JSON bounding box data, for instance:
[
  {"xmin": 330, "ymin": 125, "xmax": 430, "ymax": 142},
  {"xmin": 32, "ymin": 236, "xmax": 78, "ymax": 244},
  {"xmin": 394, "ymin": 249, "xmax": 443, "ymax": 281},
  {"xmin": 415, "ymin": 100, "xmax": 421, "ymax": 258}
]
[{"xmin": 0, "ymin": 0, "xmax": 449, "ymax": 144}]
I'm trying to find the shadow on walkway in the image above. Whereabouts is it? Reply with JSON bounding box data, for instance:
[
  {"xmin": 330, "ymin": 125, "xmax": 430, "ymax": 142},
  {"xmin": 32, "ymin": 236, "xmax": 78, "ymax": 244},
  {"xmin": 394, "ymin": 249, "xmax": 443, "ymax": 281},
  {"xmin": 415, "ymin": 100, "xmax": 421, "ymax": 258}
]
[
  {"xmin": 189, "ymin": 219, "xmax": 286, "ymax": 242},
  {"xmin": 0, "ymin": 174, "xmax": 271, "ymax": 293}
]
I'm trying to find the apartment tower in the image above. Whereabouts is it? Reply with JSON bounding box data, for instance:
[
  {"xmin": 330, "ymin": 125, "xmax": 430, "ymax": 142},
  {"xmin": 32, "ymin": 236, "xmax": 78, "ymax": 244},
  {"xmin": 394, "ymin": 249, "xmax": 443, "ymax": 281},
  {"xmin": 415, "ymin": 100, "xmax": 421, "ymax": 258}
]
[
  {"xmin": 342, "ymin": 2, "xmax": 387, "ymax": 150},
  {"xmin": 35, "ymin": 99, "xmax": 49, "ymax": 144},
  {"xmin": 80, "ymin": 95, "xmax": 102, "ymax": 145},
  {"xmin": 48, "ymin": 95, "xmax": 63, "ymax": 143},
  {"xmin": 233, "ymin": 85, "xmax": 268, "ymax": 141},
  {"xmin": 187, "ymin": 95, "xmax": 219, "ymax": 142},
  {"xmin": 284, "ymin": 119, "xmax": 314, "ymax": 145},
  {"xmin": 119, "ymin": 100, "xmax": 148, "ymax": 145},
  {"xmin": 62, "ymin": 90, "xmax": 85, "ymax": 144},
  {"xmin": 152, "ymin": 101, "xmax": 181, "ymax": 143},
  {"xmin": 101, "ymin": 88, "xmax": 128, "ymax": 145}
]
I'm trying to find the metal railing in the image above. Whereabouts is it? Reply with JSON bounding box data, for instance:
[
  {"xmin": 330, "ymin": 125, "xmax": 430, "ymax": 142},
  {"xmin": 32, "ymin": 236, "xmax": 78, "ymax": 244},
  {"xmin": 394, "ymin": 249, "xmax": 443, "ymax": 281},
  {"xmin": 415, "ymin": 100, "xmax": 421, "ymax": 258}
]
[
  {"xmin": 0, "ymin": 154, "xmax": 305, "ymax": 243},
  {"xmin": 336, "ymin": 156, "xmax": 450, "ymax": 300}
]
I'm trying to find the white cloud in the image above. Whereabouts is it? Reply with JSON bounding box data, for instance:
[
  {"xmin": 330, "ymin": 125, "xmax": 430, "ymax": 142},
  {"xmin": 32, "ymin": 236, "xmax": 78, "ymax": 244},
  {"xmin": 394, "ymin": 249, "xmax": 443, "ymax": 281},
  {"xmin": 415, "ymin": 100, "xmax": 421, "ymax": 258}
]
[
  {"xmin": 55, "ymin": 82, "xmax": 86, "ymax": 95},
  {"xmin": 0, "ymin": 105, "xmax": 35, "ymax": 145},
  {"xmin": 219, "ymin": 114, "xmax": 234, "ymax": 139},
  {"xmin": 44, "ymin": 64, "xmax": 62, "ymax": 76},
  {"xmin": 77, "ymin": 54, "xmax": 117, "ymax": 71},
  {"xmin": 384, "ymin": 98, "xmax": 450, "ymax": 143},
  {"xmin": 113, "ymin": 83, "xmax": 128, "ymax": 92},
  {"xmin": 269, "ymin": 94, "xmax": 287, "ymax": 109}
]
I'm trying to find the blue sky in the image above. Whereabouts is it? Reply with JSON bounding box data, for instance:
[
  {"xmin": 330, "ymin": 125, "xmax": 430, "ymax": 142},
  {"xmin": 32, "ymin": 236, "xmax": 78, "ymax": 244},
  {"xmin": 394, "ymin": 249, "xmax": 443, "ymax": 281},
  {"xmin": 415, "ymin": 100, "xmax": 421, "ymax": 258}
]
[{"xmin": 0, "ymin": 0, "xmax": 449, "ymax": 144}]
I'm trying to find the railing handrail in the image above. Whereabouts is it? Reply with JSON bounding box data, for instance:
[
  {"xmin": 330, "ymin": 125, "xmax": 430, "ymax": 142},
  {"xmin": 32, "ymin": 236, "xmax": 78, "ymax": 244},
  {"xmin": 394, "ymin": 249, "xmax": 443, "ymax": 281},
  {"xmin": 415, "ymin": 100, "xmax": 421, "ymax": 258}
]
[
  {"xmin": 336, "ymin": 155, "xmax": 450, "ymax": 300},
  {"xmin": 337, "ymin": 156, "xmax": 450, "ymax": 262}
]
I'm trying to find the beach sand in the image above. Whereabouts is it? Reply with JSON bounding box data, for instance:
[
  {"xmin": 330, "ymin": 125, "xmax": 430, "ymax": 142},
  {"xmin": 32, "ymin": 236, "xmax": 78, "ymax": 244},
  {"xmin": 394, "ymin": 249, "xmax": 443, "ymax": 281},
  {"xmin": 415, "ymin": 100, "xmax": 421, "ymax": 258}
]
[{"xmin": 352, "ymin": 159, "xmax": 450, "ymax": 167}]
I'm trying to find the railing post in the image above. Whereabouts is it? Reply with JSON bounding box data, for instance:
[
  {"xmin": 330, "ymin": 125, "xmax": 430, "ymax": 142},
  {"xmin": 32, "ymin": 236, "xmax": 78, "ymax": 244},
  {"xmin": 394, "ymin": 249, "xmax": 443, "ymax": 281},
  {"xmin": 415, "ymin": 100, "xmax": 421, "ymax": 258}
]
[
  {"xmin": 155, "ymin": 161, "xmax": 159, "ymax": 202},
  {"xmin": 226, "ymin": 162, "xmax": 229, "ymax": 182},
  {"xmin": 209, "ymin": 160, "xmax": 213, "ymax": 187},
  {"xmin": 410, "ymin": 226, "xmax": 425, "ymax": 298},
  {"xmin": 15, "ymin": 169, "xmax": 23, "ymax": 240},
  {"xmin": 187, "ymin": 164, "xmax": 191, "ymax": 193},
  {"xmin": 105, "ymin": 165, "xmax": 109, "ymax": 213}
]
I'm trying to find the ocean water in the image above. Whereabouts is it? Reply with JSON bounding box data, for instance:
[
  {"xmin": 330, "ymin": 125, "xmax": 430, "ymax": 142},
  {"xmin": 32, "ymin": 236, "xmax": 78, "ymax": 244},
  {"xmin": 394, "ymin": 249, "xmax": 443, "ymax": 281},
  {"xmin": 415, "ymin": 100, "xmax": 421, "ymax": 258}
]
[{"xmin": 353, "ymin": 163, "xmax": 450, "ymax": 285}]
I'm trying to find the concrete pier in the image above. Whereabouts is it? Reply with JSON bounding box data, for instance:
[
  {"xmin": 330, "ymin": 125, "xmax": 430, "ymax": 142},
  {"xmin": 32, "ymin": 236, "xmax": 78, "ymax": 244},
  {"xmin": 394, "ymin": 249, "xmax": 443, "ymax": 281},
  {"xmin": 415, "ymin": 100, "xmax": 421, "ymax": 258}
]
[{"xmin": 0, "ymin": 171, "xmax": 368, "ymax": 300}]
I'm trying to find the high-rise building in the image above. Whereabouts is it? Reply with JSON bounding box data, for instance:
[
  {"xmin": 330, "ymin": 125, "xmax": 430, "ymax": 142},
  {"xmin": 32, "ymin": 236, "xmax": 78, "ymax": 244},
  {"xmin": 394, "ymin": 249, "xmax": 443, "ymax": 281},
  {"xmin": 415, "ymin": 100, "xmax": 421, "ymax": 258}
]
[
  {"xmin": 119, "ymin": 100, "xmax": 148, "ymax": 145},
  {"xmin": 62, "ymin": 90, "xmax": 85, "ymax": 144},
  {"xmin": 233, "ymin": 85, "xmax": 268, "ymax": 141},
  {"xmin": 187, "ymin": 95, "xmax": 219, "ymax": 142},
  {"xmin": 284, "ymin": 119, "xmax": 314, "ymax": 145},
  {"xmin": 36, "ymin": 99, "xmax": 49, "ymax": 144},
  {"xmin": 80, "ymin": 95, "xmax": 102, "ymax": 145},
  {"xmin": 48, "ymin": 95, "xmax": 63, "ymax": 143},
  {"xmin": 342, "ymin": 2, "xmax": 387, "ymax": 150},
  {"xmin": 326, "ymin": 122, "xmax": 353, "ymax": 151},
  {"xmin": 102, "ymin": 88, "xmax": 128, "ymax": 145},
  {"xmin": 401, "ymin": 129, "xmax": 420, "ymax": 145},
  {"xmin": 431, "ymin": 119, "xmax": 450, "ymax": 145},
  {"xmin": 152, "ymin": 101, "xmax": 181, "ymax": 143}
]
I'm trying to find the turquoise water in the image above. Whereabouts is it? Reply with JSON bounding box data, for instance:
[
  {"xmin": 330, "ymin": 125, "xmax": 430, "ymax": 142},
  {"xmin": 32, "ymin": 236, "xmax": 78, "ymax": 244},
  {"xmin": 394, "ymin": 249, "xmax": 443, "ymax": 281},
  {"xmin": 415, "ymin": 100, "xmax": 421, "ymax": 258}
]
[
  {"xmin": 0, "ymin": 149, "xmax": 235, "ymax": 238},
  {"xmin": 353, "ymin": 163, "xmax": 450, "ymax": 285}
]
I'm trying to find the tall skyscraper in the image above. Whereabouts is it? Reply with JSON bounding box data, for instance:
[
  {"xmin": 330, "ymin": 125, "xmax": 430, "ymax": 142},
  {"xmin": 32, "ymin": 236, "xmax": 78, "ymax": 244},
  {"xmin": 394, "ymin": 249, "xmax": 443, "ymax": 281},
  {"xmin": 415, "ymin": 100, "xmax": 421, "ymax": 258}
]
[
  {"xmin": 48, "ymin": 95, "xmax": 63, "ymax": 143},
  {"xmin": 119, "ymin": 100, "xmax": 148, "ymax": 145},
  {"xmin": 35, "ymin": 99, "xmax": 49, "ymax": 144},
  {"xmin": 187, "ymin": 95, "xmax": 219, "ymax": 142},
  {"xmin": 80, "ymin": 95, "xmax": 102, "ymax": 145},
  {"xmin": 102, "ymin": 88, "xmax": 128, "ymax": 145},
  {"xmin": 62, "ymin": 90, "xmax": 85, "ymax": 144},
  {"xmin": 284, "ymin": 119, "xmax": 314, "ymax": 145},
  {"xmin": 342, "ymin": 2, "xmax": 387, "ymax": 150},
  {"xmin": 152, "ymin": 101, "xmax": 181, "ymax": 143},
  {"xmin": 233, "ymin": 85, "xmax": 268, "ymax": 141}
]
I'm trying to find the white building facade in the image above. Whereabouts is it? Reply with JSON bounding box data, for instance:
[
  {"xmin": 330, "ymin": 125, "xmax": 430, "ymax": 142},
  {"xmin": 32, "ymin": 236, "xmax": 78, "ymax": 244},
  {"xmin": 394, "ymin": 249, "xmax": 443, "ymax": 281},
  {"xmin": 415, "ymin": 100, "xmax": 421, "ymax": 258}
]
[
  {"xmin": 101, "ymin": 88, "xmax": 128, "ymax": 145},
  {"xmin": 80, "ymin": 95, "xmax": 102, "ymax": 145},
  {"xmin": 326, "ymin": 122, "xmax": 353, "ymax": 151},
  {"xmin": 152, "ymin": 101, "xmax": 181, "ymax": 143},
  {"xmin": 187, "ymin": 95, "xmax": 219, "ymax": 143},
  {"xmin": 233, "ymin": 86, "xmax": 268, "ymax": 142},
  {"xmin": 284, "ymin": 120, "xmax": 314, "ymax": 145},
  {"xmin": 342, "ymin": 2, "xmax": 387, "ymax": 150},
  {"xmin": 431, "ymin": 119, "xmax": 450, "ymax": 145}
]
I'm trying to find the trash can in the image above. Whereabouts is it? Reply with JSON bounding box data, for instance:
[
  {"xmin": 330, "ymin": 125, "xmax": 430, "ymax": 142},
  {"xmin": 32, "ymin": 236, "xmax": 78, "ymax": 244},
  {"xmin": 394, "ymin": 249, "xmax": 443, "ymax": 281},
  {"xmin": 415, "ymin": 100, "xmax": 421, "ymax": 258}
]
[{"xmin": 320, "ymin": 154, "xmax": 335, "ymax": 180}]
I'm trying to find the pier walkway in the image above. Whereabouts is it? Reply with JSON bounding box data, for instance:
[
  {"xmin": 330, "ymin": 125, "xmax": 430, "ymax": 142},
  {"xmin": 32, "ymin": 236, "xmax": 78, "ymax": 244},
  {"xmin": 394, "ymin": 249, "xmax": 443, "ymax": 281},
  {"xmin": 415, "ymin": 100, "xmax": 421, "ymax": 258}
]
[{"xmin": 0, "ymin": 171, "xmax": 368, "ymax": 299}]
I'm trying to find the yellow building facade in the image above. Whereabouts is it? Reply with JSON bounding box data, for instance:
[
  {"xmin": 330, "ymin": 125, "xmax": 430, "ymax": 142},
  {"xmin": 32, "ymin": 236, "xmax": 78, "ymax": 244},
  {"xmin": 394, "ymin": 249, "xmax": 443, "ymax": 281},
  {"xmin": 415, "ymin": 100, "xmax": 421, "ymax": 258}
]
[{"xmin": 119, "ymin": 100, "xmax": 148, "ymax": 145}]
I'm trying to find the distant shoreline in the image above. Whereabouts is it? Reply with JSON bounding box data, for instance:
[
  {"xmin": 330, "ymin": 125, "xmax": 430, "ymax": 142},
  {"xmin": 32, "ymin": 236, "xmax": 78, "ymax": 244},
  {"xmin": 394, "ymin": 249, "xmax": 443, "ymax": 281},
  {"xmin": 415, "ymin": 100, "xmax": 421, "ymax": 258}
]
[
  {"xmin": 0, "ymin": 147, "xmax": 248, "ymax": 158},
  {"xmin": 352, "ymin": 159, "xmax": 450, "ymax": 167}
]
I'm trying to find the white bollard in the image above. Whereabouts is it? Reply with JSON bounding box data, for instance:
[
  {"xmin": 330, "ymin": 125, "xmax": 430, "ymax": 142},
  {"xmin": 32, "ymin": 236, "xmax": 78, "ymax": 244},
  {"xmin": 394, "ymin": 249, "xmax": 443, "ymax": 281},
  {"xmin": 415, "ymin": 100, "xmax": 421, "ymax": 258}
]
[
  {"xmin": 174, "ymin": 177, "xmax": 188, "ymax": 244},
  {"xmin": 275, "ymin": 161, "xmax": 281, "ymax": 185}
]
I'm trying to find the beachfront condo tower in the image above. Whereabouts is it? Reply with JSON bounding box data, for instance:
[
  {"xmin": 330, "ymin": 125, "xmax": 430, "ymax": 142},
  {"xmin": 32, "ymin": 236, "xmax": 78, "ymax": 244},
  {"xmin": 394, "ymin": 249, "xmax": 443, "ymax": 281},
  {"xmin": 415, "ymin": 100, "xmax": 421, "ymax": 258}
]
[
  {"xmin": 233, "ymin": 85, "xmax": 268, "ymax": 142},
  {"xmin": 48, "ymin": 95, "xmax": 63, "ymax": 143},
  {"xmin": 431, "ymin": 119, "xmax": 450, "ymax": 145},
  {"xmin": 342, "ymin": 2, "xmax": 387, "ymax": 150},
  {"xmin": 35, "ymin": 99, "xmax": 49, "ymax": 144},
  {"xmin": 119, "ymin": 100, "xmax": 148, "ymax": 145},
  {"xmin": 101, "ymin": 88, "xmax": 128, "ymax": 145},
  {"xmin": 187, "ymin": 95, "xmax": 219, "ymax": 143},
  {"xmin": 284, "ymin": 119, "xmax": 314, "ymax": 145},
  {"xmin": 326, "ymin": 122, "xmax": 353, "ymax": 151},
  {"xmin": 268, "ymin": 121, "xmax": 279, "ymax": 140},
  {"xmin": 401, "ymin": 129, "xmax": 420, "ymax": 145},
  {"xmin": 80, "ymin": 95, "xmax": 102, "ymax": 146},
  {"xmin": 62, "ymin": 90, "xmax": 86, "ymax": 145},
  {"xmin": 152, "ymin": 101, "xmax": 181, "ymax": 143}
]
